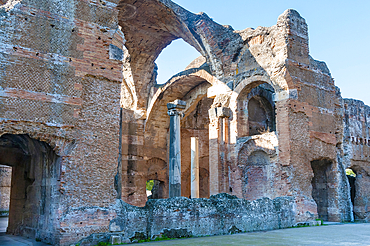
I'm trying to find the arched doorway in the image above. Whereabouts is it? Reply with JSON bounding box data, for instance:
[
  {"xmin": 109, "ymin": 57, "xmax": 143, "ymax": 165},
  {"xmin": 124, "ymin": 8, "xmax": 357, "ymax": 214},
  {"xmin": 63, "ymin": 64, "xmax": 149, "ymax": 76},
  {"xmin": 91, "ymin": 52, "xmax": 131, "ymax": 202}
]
[{"xmin": 0, "ymin": 134, "xmax": 60, "ymax": 243}]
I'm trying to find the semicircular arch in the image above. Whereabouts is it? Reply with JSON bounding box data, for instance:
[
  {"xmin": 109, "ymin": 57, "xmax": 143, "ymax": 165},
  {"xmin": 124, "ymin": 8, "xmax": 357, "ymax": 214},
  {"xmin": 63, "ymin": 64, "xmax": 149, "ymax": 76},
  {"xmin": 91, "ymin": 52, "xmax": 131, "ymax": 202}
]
[{"xmin": 144, "ymin": 70, "xmax": 220, "ymax": 150}]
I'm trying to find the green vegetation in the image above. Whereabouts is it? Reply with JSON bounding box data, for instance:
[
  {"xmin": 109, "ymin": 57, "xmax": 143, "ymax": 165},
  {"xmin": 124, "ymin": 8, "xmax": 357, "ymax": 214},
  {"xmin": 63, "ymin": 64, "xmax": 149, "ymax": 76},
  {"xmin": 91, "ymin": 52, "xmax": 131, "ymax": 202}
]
[
  {"xmin": 316, "ymin": 218, "xmax": 324, "ymax": 225},
  {"xmin": 293, "ymin": 224, "xmax": 310, "ymax": 228},
  {"xmin": 97, "ymin": 242, "xmax": 111, "ymax": 246},
  {"xmin": 94, "ymin": 242, "xmax": 123, "ymax": 246},
  {"xmin": 346, "ymin": 169, "xmax": 356, "ymax": 177},
  {"xmin": 0, "ymin": 210, "xmax": 9, "ymax": 217},
  {"xmin": 146, "ymin": 180, "xmax": 154, "ymax": 191},
  {"xmin": 137, "ymin": 236, "xmax": 177, "ymax": 243},
  {"xmin": 93, "ymin": 236, "xmax": 178, "ymax": 246}
]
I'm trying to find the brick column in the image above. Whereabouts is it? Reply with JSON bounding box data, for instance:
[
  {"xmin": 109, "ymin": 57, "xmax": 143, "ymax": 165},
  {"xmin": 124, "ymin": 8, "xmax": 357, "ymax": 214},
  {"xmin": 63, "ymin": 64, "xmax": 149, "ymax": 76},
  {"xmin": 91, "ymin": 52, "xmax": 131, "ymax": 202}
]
[
  {"xmin": 167, "ymin": 100, "xmax": 186, "ymax": 198},
  {"xmin": 209, "ymin": 107, "xmax": 231, "ymax": 195}
]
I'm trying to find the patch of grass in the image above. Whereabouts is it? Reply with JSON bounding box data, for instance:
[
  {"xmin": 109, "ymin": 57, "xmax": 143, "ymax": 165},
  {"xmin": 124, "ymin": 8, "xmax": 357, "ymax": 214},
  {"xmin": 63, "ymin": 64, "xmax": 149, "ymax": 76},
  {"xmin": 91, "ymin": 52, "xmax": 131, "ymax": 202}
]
[
  {"xmin": 294, "ymin": 224, "xmax": 310, "ymax": 228},
  {"xmin": 96, "ymin": 242, "xmax": 111, "ymax": 246},
  {"xmin": 316, "ymin": 218, "xmax": 324, "ymax": 225},
  {"xmin": 137, "ymin": 236, "xmax": 179, "ymax": 243}
]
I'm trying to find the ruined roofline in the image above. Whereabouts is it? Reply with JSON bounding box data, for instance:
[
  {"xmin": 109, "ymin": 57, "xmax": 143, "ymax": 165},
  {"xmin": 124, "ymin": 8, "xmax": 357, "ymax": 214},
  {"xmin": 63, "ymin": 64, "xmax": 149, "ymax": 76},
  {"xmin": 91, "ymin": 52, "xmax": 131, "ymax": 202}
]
[
  {"xmin": 158, "ymin": 0, "xmax": 235, "ymax": 30},
  {"xmin": 235, "ymin": 9, "xmax": 305, "ymax": 33},
  {"xmin": 344, "ymin": 98, "xmax": 370, "ymax": 109}
]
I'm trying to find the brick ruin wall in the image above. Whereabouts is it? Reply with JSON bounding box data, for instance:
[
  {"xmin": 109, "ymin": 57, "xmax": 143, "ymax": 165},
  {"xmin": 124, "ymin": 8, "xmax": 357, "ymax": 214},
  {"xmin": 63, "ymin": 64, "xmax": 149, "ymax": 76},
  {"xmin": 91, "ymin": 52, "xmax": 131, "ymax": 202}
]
[
  {"xmin": 0, "ymin": 0, "xmax": 368, "ymax": 245},
  {"xmin": 343, "ymin": 99, "xmax": 370, "ymax": 221},
  {"xmin": 0, "ymin": 0, "xmax": 124, "ymax": 244},
  {"xmin": 66, "ymin": 195, "xmax": 295, "ymax": 245}
]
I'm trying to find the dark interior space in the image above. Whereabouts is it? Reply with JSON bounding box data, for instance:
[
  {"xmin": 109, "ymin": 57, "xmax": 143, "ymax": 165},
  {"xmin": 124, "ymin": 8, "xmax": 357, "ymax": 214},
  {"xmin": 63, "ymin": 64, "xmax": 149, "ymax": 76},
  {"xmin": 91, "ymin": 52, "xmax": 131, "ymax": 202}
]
[
  {"xmin": 0, "ymin": 134, "xmax": 60, "ymax": 244},
  {"xmin": 311, "ymin": 159, "xmax": 332, "ymax": 221}
]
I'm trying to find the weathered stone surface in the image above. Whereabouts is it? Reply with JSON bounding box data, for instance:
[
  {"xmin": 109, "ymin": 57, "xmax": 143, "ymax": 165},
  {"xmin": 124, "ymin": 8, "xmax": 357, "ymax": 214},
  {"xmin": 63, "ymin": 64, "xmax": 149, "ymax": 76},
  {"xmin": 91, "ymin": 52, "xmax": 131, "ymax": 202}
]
[
  {"xmin": 0, "ymin": 0, "xmax": 368, "ymax": 245},
  {"xmin": 0, "ymin": 165, "xmax": 11, "ymax": 216},
  {"xmin": 72, "ymin": 196, "xmax": 295, "ymax": 245},
  {"xmin": 342, "ymin": 99, "xmax": 370, "ymax": 222}
]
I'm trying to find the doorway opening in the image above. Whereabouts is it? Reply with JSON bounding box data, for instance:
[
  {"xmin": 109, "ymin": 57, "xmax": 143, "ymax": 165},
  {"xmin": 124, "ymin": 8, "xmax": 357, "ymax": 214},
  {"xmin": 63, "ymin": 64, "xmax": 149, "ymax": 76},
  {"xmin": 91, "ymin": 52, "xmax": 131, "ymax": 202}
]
[
  {"xmin": 146, "ymin": 180, "xmax": 165, "ymax": 199},
  {"xmin": 346, "ymin": 168, "xmax": 356, "ymax": 217},
  {"xmin": 311, "ymin": 159, "xmax": 333, "ymax": 221},
  {"xmin": 0, "ymin": 165, "xmax": 11, "ymax": 233},
  {"xmin": 0, "ymin": 134, "xmax": 60, "ymax": 243}
]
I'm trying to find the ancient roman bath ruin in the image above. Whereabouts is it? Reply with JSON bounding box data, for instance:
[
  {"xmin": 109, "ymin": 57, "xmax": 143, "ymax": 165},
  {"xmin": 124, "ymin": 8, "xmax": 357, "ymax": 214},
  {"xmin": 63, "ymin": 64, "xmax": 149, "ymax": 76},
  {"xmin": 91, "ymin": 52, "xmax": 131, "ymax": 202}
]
[{"xmin": 0, "ymin": 0, "xmax": 369, "ymax": 245}]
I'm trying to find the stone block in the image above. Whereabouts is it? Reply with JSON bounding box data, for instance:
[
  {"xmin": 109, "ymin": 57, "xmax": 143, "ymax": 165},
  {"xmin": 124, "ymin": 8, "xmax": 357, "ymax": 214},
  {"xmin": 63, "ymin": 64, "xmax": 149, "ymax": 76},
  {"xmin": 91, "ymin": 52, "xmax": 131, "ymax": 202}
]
[{"xmin": 110, "ymin": 235, "xmax": 121, "ymax": 245}]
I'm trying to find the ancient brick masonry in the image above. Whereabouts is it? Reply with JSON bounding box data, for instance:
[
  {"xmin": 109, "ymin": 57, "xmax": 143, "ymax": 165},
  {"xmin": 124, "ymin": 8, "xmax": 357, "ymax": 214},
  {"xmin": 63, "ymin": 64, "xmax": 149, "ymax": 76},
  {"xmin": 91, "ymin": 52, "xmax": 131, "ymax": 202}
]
[
  {"xmin": 342, "ymin": 99, "xmax": 370, "ymax": 222},
  {"xmin": 0, "ymin": 0, "xmax": 368, "ymax": 245}
]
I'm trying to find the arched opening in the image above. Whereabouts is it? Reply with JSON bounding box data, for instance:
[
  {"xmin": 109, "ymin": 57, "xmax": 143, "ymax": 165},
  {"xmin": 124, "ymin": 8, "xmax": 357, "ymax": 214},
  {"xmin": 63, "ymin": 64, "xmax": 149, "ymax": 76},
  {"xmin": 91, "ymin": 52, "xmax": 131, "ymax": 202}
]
[
  {"xmin": 146, "ymin": 180, "xmax": 166, "ymax": 199},
  {"xmin": 147, "ymin": 41, "xmax": 205, "ymax": 110},
  {"xmin": 155, "ymin": 39, "xmax": 202, "ymax": 85},
  {"xmin": 145, "ymin": 158, "xmax": 168, "ymax": 201},
  {"xmin": 143, "ymin": 74, "xmax": 213, "ymax": 203},
  {"xmin": 311, "ymin": 159, "xmax": 334, "ymax": 221},
  {"xmin": 248, "ymin": 96, "xmax": 275, "ymax": 135},
  {"xmin": 118, "ymin": 0, "xmax": 206, "ymax": 109},
  {"xmin": 0, "ymin": 134, "xmax": 60, "ymax": 243},
  {"xmin": 237, "ymin": 83, "xmax": 276, "ymax": 137}
]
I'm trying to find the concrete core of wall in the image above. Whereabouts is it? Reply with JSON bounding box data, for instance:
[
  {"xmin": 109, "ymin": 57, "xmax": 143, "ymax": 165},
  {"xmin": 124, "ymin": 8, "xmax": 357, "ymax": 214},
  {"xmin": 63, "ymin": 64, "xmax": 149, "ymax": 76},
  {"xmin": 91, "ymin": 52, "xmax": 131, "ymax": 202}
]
[{"xmin": 75, "ymin": 194, "xmax": 296, "ymax": 245}]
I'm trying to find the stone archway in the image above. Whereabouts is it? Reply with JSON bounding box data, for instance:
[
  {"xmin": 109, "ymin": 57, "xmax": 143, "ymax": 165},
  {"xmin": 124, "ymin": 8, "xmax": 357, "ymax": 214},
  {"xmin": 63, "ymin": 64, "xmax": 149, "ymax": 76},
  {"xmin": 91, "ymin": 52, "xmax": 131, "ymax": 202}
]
[
  {"xmin": 143, "ymin": 72, "xmax": 217, "ymax": 200},
  {"xmin": 236, "ymin": 136, "xmax": 281, "ymax": 200},
  {"xmin": 117, "ymin": 0, "xmax": 244, "ymax": 111},
  {"xmin": 0, "ymin": 134, "xmax": 61, "ymax": 244}
]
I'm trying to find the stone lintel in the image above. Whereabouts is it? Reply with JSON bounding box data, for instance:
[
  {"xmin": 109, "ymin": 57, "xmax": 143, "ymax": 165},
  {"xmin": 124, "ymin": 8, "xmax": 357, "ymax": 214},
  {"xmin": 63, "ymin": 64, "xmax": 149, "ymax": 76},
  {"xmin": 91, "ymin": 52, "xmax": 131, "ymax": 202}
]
[
  {"xmin": 167, "ymin": 99, "xmax": 186, "ymax": 111},
  {"xmin": 209, "ymin": 107, "xmax": 232, "ymax": 119}
]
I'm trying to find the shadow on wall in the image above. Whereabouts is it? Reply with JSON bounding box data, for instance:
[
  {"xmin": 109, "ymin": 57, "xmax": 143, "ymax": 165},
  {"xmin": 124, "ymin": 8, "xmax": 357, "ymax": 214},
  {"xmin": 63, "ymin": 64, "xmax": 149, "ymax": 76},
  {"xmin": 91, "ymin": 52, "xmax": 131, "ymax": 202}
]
[
  {"xmin": 311, "ymin": 159, "xmax": 334, "ymax": 221},
  {"xmin": 237, "ymin": 83, "xmax": 276, "ymax": 137},
  {"xmin": 0, "ymin": 134, "xmax": 61, "ymax": 244},
  {"xmin": 347, "ymin": 166, "xmax": 370, "ymax": 222},
  {"xmin": 76, "ymin": 195, "xmax": 296, "ymax": 245}
]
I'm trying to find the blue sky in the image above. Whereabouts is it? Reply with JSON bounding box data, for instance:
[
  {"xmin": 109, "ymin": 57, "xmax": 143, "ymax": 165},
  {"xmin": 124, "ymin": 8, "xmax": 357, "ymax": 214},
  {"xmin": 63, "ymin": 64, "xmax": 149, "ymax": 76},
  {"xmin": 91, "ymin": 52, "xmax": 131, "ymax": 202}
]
[{"xmin": 155, "ymin": 0, "xmax": 370, "ymax": 106}]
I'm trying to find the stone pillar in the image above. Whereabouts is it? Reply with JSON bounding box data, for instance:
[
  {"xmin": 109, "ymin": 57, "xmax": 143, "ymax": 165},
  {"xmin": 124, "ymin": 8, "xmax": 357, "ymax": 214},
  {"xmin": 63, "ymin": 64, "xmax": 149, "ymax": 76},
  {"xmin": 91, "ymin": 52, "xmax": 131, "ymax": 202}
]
[
  {"xmin": 167, "ymin": 100, "xmax": 186, "ymax": 198},
  {"xmin": 191, "ymin": 137, "xmax": 200, "ymax": 198},
  {"xmin": 209, "ymin": 107, "xmax": 231, "ymax": 195},
  {"xmin": 0, "ymin": 165, "xmax": 12, "ymax": 216}
]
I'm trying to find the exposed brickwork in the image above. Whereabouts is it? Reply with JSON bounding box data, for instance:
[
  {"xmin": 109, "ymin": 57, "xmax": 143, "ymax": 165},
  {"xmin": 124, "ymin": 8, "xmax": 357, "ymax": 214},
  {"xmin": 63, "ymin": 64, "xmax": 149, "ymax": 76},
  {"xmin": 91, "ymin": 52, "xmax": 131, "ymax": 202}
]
[
  {"xmin": 343, "ymin": 99, "xmax": 370, "ymax": 222},
  {"xmin": 0, "ymin": 1, "xmax": 368, "ymax": 245}
]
